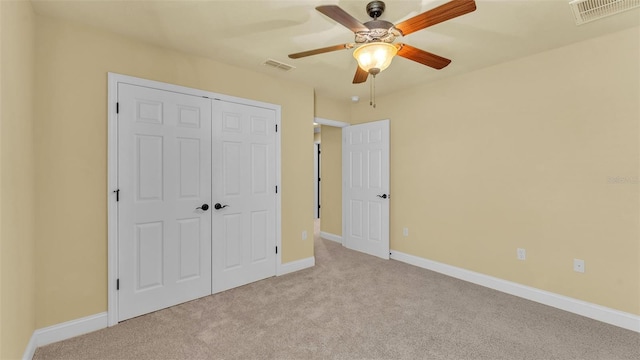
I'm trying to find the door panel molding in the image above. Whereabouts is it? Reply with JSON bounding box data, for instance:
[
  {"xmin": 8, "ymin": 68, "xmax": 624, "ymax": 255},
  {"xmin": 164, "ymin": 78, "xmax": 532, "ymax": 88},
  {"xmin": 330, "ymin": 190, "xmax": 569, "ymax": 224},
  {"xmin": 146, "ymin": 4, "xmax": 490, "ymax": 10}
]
[{"xmin": 107, "ymin": 73, "xmax": 281, "ymax": 326}]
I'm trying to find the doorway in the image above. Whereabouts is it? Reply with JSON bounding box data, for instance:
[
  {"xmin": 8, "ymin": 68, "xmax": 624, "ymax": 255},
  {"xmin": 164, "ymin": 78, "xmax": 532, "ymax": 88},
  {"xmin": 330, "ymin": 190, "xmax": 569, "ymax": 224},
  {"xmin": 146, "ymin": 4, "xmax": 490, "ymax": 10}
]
[{"xmin": 313, "ymin": 117, "xmax": 389, "ymax": 259}]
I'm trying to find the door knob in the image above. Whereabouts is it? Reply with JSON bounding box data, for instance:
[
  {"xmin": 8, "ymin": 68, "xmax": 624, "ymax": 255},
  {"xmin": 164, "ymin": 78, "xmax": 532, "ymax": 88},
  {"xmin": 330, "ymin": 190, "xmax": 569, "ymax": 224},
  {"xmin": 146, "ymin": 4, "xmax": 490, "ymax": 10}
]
[
  {"xmin": 196, "ymin": 204, "xmax": 209, "ymax": 211},
  {"xmin": 377, "ymin": 194, "xmax": 388, "ymax": 199},
  {"xmin": 214, "ymin": 203, "xmax": 229, "ymax": 210}
]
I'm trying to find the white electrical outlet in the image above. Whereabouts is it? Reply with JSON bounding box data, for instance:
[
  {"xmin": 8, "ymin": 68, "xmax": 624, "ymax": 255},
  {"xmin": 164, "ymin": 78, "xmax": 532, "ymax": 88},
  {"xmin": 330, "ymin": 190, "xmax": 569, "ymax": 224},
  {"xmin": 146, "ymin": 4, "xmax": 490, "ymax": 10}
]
[
  {"xmin": 574, "ymin": 259, "xmax": 585, "ymax": 273},
  {"xmin": 517, "ymin": 248, "xmax": 526, "ymax": 260},
  {"xmin": 403, "ymin": 227, "xmax": 409, "ymax": 237},
  {"xmin": 302, "ymin": 231, "xmax": 307, "ymax": 240}
]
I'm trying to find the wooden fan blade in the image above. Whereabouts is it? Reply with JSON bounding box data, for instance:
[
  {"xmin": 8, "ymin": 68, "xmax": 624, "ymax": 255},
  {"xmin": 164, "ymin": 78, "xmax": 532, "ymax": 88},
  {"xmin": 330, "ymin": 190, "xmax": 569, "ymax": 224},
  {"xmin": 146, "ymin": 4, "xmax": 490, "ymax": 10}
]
[
  {"xmin": 289, "ymin": 44, "xmax": 355, "ymax": 59},
  {"xmin": 395, "ymin": 0, "xmax": 476, "ymax": 36},
  {"xmin": 396, "ymin": 44, "xmax": 451, "ymax": 70},
  {"xmin": 353, "ymin": 66, "xmax": 369, "ymax": 84},
  {"xmin": 316, "ymin": 5, "xmax": 369, "ymax": 33}
]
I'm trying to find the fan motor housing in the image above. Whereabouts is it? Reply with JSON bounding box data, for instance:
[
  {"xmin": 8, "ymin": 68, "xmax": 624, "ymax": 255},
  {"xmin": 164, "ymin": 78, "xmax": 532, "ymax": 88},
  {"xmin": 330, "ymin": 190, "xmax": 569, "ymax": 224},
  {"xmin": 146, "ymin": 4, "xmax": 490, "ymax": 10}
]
[
  {"xmin": 366, "ymin": 1, "xmax": 386, "ymax": 18},
  {"xmin": 365, "ymin": 20, "xmax": 395, "ymax": 30},
  {"xmin": 355, "ymin": 20, "xmax": 400, "ymax": 43}
]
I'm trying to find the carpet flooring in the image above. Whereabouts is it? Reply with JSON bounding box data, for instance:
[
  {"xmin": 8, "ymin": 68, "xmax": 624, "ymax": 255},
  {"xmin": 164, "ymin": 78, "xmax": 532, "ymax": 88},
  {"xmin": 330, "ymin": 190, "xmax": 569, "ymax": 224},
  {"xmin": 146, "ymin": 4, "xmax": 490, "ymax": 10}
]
[{"xmin": 34, "ymin": 229, "xmax": 639, "ymax": 359}]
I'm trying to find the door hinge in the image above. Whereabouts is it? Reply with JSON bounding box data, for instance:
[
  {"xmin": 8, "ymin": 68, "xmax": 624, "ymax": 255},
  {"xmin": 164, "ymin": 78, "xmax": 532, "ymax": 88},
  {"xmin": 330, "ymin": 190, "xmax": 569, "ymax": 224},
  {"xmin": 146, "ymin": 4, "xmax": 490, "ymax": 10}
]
[
  {"xmin": 116, "ymin": 278, "xmax": 120, "ymax": 290},
  {"xmin": 275, "ymin": 124, "xmax": 278, "ymax": 133},
  {"xmin": 113, "ymin": 189, "xmax": 120, "ymax": 202},
  {"xmin": 275, "ymin": 246, "xmax": 278, "ymax": 254},
  {"xmin": 275, "ymin": 186, "xmax": 278, "ymax": 194},
  {"xmin": 116, "ymin": 102, "xmax": 119, "ymax": 114}
]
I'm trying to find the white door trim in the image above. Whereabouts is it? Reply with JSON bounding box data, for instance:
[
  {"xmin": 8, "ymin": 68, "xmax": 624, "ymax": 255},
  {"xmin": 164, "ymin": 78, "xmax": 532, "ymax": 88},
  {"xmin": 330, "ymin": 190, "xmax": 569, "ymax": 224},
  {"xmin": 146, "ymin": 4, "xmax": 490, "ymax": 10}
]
[
  {"xmin": 314, "ymin": 117, "xmax": 350, "ymax": 128},
  {"xmin": 314, "ymin": 142, "xmax": 320, "ymax": 219},
  {"xmin": 107, "ymin": 73, "xmax": 282, "ymax": 326}
]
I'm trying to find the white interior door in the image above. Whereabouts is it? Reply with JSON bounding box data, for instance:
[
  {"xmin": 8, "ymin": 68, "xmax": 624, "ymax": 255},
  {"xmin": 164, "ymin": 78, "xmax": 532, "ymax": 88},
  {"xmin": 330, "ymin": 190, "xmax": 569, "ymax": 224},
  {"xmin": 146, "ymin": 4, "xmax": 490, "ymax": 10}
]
[
  {"xmin": 117, "ymin": 84, "xmax": 212, "ymax": 321},
  {"xmin": 343, "ymin": 120, "xmax": 390, "ymax": 259},
  {"xmin": 212, "ymin": 100, "xmax": 277, "ymax": 293}
]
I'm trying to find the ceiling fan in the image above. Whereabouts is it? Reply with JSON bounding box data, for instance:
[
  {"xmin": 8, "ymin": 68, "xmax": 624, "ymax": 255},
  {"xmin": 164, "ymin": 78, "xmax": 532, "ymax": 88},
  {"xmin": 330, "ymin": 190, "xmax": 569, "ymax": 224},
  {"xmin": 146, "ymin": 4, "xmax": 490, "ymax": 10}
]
[{"xmin": 288, "ymin": 0, "xmax": 477, "ymax": 84}]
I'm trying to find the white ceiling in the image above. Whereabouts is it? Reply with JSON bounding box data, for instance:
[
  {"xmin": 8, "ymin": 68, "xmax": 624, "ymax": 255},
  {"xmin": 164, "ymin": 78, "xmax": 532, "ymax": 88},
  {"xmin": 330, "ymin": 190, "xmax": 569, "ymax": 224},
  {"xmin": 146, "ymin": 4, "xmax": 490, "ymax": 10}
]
[{"xmin": 31, "ymin": 0, "xmax": 640, "ymax": 101}]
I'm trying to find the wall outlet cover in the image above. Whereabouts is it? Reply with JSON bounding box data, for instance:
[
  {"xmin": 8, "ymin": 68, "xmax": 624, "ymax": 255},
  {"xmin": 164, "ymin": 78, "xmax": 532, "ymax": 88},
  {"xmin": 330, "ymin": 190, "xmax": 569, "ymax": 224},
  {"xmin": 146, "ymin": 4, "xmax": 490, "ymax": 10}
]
[
  {"xmin": 517, "ymin": 248, "xmax": 526, "ymax": 260},
  {"xmin": 574, "ymin": 259, "xmax": 585, "ymax": 273}
]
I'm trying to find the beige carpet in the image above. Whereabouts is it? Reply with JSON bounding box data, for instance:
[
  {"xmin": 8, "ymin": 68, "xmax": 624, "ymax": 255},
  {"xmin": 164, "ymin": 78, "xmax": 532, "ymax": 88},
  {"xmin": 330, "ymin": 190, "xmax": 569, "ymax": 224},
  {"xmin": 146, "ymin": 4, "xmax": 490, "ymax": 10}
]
[{"xmin": 35, "ymin": 230, "xmax": 639, "ymax": 359}]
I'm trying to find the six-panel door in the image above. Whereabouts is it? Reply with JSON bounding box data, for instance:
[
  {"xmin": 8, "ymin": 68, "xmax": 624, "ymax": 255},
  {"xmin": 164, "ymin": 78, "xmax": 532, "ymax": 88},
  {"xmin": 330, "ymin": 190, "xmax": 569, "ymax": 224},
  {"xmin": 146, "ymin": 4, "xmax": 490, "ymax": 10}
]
[
  {"xmin": 211, "ymin": 100, "xmax": 277, "ymax": 293},
  {"xmin": 117, "ymin": 84, "xmax": 212, "ymax": 321},
  {"xmin": 343, "ymin": 120, "xmax": 390, "ymax": 259}
]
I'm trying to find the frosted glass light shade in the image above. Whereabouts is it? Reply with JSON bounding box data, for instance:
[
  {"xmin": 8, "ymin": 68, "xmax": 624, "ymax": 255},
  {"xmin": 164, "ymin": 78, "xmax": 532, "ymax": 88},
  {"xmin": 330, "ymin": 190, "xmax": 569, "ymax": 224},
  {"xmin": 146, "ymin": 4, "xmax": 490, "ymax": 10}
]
[{"xmin": 353, "ymin": 42, "xmax": 398, "ymax": 73}]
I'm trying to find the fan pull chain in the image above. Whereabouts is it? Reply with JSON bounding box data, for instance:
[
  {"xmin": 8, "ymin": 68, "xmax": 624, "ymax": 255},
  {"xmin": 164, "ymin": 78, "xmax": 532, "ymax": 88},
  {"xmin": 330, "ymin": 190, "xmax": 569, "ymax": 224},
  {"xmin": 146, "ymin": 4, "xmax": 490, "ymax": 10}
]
[
  {"xmin": 369, "ymin": 74, "xmax": 376, "ymax": 108},
  {"xmin": 369, "ymin": 75, "xmax": 373, "ymax": 106},
  {"xmin": 373, "ymin": 75, "xmax": 376, "ymax": 108}
]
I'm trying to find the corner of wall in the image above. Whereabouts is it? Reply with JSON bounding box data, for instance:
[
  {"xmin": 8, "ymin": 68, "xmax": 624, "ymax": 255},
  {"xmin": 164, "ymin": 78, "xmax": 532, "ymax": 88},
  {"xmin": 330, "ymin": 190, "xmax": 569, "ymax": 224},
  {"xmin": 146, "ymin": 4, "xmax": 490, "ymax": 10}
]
[{"xmin": 0, "ymin": 0, "xmax": 37, "ymax": 358}]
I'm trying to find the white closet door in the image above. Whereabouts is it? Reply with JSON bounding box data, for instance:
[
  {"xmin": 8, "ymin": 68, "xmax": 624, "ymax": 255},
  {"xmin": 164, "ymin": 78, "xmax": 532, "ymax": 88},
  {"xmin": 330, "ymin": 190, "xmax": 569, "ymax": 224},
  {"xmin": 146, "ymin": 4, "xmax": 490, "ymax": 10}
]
[
  {"xmin": 212, "ymin": 100, "xmax": 277, "ymax": 293},
  {"xmin": 118, "ymin": 84, "xmax": 212, "ymax": 321}
]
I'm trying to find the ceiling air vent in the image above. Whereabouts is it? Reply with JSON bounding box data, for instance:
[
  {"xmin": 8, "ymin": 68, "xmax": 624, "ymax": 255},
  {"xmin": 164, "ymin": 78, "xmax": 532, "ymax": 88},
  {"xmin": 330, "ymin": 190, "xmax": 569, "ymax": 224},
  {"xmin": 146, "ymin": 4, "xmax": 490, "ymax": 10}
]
[
  {"xmin": 569, "ymin": 0, "xmax": 640, "ymax": 25},
  {"xmin": 263, "ymin": 59, "xmax": 295, "ymax": 72}
]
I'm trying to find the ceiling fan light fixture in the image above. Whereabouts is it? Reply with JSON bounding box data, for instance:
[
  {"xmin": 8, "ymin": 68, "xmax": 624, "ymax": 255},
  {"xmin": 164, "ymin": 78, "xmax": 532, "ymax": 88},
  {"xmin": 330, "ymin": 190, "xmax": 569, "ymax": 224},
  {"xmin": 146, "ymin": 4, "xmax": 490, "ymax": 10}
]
[{"xmin": 353, "ymin": 42, "xmax": 398, "ymax": 74}]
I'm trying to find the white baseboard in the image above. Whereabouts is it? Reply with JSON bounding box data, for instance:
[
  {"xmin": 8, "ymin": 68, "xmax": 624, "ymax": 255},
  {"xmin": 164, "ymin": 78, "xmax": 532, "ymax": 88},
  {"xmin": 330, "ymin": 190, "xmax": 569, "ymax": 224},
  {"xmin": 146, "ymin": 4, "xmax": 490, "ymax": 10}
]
[
  {"xmin": 22, "ymin": 332, "xmax": 37, "ymax": 360},
  {"xmin": 23, "ymin": 312, "xmax": 108, "ymax": 359},
  {"xmin": 278, "ymin": 256, "xmax": 315, "ymax": 276},
  {"xmin": 319, "ymin": 231, "xmax": 342, "ymax": 244},
  {"xmin": 390, "ymin": 250, "xmax": 640, "ymax": 333},
  {"xmin": 23, "ymin": 256, "xmax": 314, "ymax": 360}
]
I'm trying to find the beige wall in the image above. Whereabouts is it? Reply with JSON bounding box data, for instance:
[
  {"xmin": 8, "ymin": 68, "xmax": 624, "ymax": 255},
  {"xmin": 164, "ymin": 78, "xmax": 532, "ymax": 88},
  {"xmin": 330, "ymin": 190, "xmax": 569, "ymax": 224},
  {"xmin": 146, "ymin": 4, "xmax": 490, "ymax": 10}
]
[
  {"xmin": 315, "ymin": 94, "xmax": 350, "ymax": 122},
  {"xmin": 34, "ymin": 15, "xmax": 314, "ymax": 328},
  {"xmin": 347, "ymin": 27, "xmax": 640, "ymax": 314},
  {"xmin": 0, "ymin": 0, "xmax": 37, "ymax": 358},
  {"xmin": 318, "ymin": 126, "xmax": 343, "ymax": 236}
]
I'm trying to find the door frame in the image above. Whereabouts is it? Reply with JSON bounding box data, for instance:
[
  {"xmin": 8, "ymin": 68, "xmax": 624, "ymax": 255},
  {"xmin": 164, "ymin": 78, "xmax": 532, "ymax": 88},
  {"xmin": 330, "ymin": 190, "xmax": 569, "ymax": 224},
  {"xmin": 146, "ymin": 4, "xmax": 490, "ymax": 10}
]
[
  {"xmin": 107, "ymin": 73, "xmax": 282, "ymax": 326},
  {"xmin": 314, "ymin": 142, "xmax": 320, "ymax": 219},
  {"xmin": 313, "ymin": 117, "xmax": 349, "ymax": 244}
]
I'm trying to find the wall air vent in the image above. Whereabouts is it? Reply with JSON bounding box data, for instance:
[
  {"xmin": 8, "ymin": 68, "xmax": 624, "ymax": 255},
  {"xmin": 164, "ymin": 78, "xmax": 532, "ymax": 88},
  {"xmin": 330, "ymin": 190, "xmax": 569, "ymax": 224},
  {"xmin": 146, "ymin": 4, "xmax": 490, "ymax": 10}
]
[
  {"xmin": 263, "ymin": 59, "xmax": 295, "ymax": 71},
  {"xmin": 569, "ymin": 0, "xmax": 640, "ymax": 25}
]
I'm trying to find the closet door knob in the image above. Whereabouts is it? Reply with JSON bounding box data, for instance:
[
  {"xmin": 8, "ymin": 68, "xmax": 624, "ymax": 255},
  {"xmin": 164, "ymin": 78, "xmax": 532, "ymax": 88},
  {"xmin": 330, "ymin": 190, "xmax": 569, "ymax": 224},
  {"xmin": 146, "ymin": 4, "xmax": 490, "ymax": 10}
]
[{"xmin": 196, "ymin": 204, "xmax": 209, "ymax": 211}]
